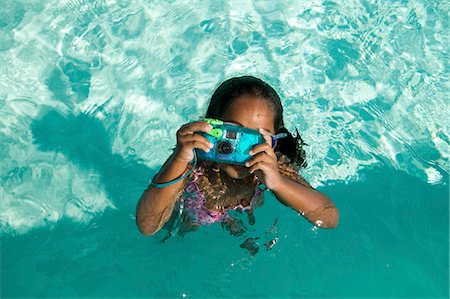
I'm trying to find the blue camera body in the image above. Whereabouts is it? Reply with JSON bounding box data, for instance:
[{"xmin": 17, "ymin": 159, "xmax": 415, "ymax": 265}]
[{"xmin": 196, "ymin": 119, "xmax": 265, "ymax": 165}]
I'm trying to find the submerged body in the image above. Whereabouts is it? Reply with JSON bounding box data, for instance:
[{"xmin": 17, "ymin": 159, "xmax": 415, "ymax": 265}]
[
  {"xmin": 137, "ymin": 148, "xmax": 338, "ymax": 236},
  {"xmin": 181, "ymin": 160, "xmax": 263, "ymax": 226}
]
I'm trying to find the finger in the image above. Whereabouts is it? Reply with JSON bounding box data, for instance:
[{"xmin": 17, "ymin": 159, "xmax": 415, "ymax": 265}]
[
  {"xmin": 248, "ymin": 161, "xmax": 272, "ymax": 174},
  {"xmin": 180, "ymin": 133, "xmax": 214, "ymax": 149},
  {"xmin": 258, "ymin": 128, "xmax": 272, "ymax": 146},
  {"xmin": 250, "ymin": 143, "xmax": 276, "ymax": 159},
  {"xmin": 245, "ymin": 152, "xmax": 273, "ymax": 168},
  {"xmin": 178, "ymin": 121, "xmax": 213, "ymax": 136},
  {"xmin": 178, "ymin": 121, "xmax": 212, "ymax": 135},
  {"xmin": 179, "ymin": 137, "xmax": 212, "ymax": 152},
  {"xmin": 187, "ymin": 140, "xmax": 213, "ymax": 153}
]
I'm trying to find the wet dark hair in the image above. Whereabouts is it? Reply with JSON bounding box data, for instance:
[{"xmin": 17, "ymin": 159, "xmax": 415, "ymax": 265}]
[{"xmin": 205, "ymin": 75, "xmax": 308, "ymax": 169}]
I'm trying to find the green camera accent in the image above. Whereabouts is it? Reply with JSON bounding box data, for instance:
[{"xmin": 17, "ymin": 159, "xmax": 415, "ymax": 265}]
[
  {"xmin": 203, "ymin": 118, "xmax": 223, "ymax": 125},
  {"xmin": 202, "ymin": 118, "xmax": 224, "ymax": 138},
  {"xmin": 208, "ymin": 128, "xmax": 223, "ymax": 138}
]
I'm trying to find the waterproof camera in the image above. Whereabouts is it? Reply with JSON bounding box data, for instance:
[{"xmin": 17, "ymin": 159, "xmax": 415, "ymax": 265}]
[{"xmin": 195, "ymin": 118, "xmax": 265, "ymax": 165}]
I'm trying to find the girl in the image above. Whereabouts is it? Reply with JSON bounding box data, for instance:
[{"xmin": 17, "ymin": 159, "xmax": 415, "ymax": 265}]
[{"xmin": 136, "ymin": 76, "xmax": 339, "ymax": 238}]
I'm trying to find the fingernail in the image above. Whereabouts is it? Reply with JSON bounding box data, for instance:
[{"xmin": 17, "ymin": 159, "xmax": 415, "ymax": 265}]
[
  {"xmin": 249, "ymin": 150, "xmax": 253, "ymax": 155},
  {"xmin": 206, "ymin": 125, "xmax": 213, "ymax": 130},
  {"xmin": 245, "ymin": 162, "xmax": 249, "ymax": 167},
  {"xmin": 208, "ymin": 143, "xmax": 214, "ymax": 148}
]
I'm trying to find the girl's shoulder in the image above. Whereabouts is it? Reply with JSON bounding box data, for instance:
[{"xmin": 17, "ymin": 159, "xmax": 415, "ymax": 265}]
[
  {"xmin": 275, "ymin": 151, "xmax": 312, "ymax": 188},
  {"xmin": 275, "ymin": 151, "xmax": 298, "ymax": 170}
]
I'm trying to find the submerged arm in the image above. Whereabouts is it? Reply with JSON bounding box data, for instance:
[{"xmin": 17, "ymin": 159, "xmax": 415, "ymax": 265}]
[
  {"xmin": 247, "ymin": 130, "xmax": 339, "ymax": 229},
  {"xmin": 272, "ymin": 161, "xmax": 339, "ymax": 228},
  {"xmin": 136, "ymin": 154, "xmax": 191, "ymax": 236}
]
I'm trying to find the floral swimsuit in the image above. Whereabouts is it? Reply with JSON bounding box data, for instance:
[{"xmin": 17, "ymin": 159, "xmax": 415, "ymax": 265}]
[{"xmin": 181, "ymin": 164, "xmax": 264, "ymax": 226}]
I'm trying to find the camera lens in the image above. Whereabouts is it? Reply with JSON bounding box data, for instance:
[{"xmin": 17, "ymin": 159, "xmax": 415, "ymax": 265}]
[{"xmin": 217, "ymin": 140, "xmax": 233, "ymax": 155}]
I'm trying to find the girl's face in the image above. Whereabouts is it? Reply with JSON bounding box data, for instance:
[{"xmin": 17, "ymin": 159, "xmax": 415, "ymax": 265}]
[{"xmin": 219, "ymin": 95, "xmax": 276, "ymax": 179}]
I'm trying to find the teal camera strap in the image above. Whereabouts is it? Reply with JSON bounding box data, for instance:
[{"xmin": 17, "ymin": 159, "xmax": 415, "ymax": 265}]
[{"xmin": 150, "ymin": 151, "xmax": 197, "ymax": 188}]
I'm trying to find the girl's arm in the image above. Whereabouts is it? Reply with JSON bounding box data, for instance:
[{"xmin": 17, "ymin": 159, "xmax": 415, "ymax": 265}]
[
  {"xmin": 136, "ymin": 121, "xmax": 213, "ymax": 236},
  {"xmin": 271, "ymin": 160, "xmax": 339, "ymax": 228},
  {"xmin": 136, "ymin": 154, "xmax": 191, "ymax": 236},
  {"xmin": 246, "ymin": 129, "xmax": 339, "ymax": 228}
]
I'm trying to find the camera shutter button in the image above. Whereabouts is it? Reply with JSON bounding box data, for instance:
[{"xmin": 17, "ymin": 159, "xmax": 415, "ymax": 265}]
[{"xmin": 208, "ymin": 128, "xmax": 223, "ymax": 138}]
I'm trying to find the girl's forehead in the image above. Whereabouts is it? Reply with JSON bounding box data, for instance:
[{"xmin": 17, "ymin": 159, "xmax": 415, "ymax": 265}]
[{"xmin": 222, "ymin": 96, "xmax": 276, "ymax": 133}]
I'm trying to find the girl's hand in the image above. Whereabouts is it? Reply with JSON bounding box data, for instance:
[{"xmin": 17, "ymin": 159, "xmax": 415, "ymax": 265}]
[
  {"xmin": 245, "ymin": 128, "xmax": 283, "ymax": 190},
  {"xmin": 174, "ymin": 121, "xmax": 214, "ymax": 163}
]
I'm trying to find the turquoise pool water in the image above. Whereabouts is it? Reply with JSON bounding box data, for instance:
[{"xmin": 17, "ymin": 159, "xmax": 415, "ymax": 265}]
[{"xmin": 1, "ymin": 0, "xmax": 448, "ymax": 298}]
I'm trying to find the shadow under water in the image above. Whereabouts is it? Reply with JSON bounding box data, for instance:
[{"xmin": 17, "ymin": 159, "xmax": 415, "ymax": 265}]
[{"xmin": 30, "ymin": 108, "xmax": 156, "ymax": 214}]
